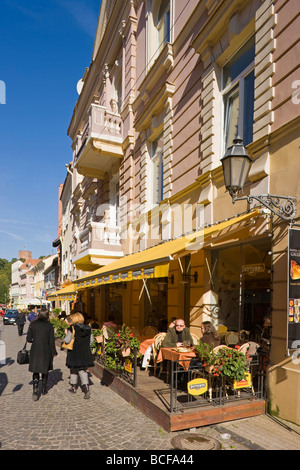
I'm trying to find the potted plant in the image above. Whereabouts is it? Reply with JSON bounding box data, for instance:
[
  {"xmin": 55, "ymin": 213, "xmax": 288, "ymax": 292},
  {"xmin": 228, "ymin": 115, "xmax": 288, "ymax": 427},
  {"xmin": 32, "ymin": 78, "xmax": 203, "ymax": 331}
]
[
  {"xmin": 194, "ymin": 343, "xmax": 248, "ymax": 382},
  {"xmin": 211, "ymin": 347, "xmax": 248, "ymax": 382},
  {"xmin": 90, "ymin": 328, "xmax": 103, "ymax": 355},
  {"xmin": 103, "ymin": 324, "xmax": 140, "ymax": 372},
  {"xmin": 50, "ymin": 317, "xmax": 69, "ymax": 340}
]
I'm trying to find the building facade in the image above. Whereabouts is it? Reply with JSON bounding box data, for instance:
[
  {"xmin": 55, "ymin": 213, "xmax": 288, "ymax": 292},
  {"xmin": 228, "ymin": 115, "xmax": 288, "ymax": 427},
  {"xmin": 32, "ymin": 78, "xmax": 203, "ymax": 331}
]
[{"xmin": 52, "ymin": 0, "xmax": 300, "ymax": 424}]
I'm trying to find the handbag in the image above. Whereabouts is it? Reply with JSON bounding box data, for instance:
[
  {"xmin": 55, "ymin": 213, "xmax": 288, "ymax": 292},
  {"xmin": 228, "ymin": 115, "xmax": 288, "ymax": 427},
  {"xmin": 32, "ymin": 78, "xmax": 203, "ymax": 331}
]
[
  {"xmin": 62, "ymin": 326, "xmax": 75, "ymax": 350},
  {"xmin": 17, "ymin": 341, "xmax": 30, "ymax": 365}
]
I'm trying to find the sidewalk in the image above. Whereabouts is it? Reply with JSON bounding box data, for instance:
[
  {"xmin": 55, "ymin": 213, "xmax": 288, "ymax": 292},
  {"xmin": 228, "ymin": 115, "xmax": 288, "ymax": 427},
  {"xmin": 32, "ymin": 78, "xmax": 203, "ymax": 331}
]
[{"xmin": 1, "ymin": 320, "xmax": 300, "ymax": 451}]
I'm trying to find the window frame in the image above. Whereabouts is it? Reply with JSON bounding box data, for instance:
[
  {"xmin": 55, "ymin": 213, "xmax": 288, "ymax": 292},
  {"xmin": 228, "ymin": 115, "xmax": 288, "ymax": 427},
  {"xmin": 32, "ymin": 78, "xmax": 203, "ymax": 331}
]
[
  {"xmin": 146, "ymin": 0, "xmax": 173, "ymax": 72},
  {"xmin": 156, "ymin": 0, "xmax": 170, "ymax": 54},
  {"xmin": 150, "ymin": 132, "xmax": 164, "ymax": 208},
  {"xmin": 222, "ymin": 45, "xmax": 255, "ymax": 151}
]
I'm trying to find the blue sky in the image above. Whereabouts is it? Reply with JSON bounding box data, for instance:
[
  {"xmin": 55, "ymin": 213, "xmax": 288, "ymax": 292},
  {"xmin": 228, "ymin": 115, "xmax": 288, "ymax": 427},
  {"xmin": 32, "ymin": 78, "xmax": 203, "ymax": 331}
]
[{"xmin": 0, "ymin": 0, "xmax": 101, "ymax": 261}]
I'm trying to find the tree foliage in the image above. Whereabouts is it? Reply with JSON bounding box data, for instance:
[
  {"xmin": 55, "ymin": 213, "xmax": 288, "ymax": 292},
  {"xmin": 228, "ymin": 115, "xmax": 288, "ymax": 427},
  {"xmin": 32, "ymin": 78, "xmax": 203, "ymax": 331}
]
[{"xmin": 0, "ymin": 258, "xmax": 17, "ymax": 304}]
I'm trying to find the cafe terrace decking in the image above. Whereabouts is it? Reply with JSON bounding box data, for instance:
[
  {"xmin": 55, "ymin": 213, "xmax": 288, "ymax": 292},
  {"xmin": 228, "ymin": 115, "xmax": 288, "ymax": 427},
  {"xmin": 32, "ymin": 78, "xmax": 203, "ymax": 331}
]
[{"xmin": 89, "ymin": 350, "xmax": 266, "ymax": 432}]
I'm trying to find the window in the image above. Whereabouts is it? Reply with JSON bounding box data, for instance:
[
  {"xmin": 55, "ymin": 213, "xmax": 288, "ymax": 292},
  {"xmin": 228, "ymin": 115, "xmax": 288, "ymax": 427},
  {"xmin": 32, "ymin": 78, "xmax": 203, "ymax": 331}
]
[
  {"xmin": 156, "ymin": 0, "xmax": 170, "ymax": 54},
  {"xmin": 223, "ymin": 37, "xmax": 255, "ymax": 149},
  {"xmin": 211, "ymin": 238, "xmax": 271, "ymax": 332},
  {"xmin": 146, "ymin": 0, "xmax": 172, "ymax": 69},
  {"xmin": 109, "ymin": 175, "xmax": 120, "ymax": 227},
  {"xmin": 151, "ymin": 132, "xmax": 164, "ymax": 206}
]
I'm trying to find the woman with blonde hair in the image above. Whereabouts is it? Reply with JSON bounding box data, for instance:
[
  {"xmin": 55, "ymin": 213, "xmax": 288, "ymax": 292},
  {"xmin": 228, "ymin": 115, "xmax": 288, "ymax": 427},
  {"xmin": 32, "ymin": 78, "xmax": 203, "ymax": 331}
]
[{"xmin": 63, "ymin": 312, "xmax": 94, "ymax": 399}]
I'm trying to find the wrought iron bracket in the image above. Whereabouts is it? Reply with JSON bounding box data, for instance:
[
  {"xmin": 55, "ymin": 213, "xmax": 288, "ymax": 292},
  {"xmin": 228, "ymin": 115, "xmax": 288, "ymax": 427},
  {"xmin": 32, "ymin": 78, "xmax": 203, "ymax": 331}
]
[{"xmin": 230, "ymin": 192, "xmax": 296, "ymax": 222}]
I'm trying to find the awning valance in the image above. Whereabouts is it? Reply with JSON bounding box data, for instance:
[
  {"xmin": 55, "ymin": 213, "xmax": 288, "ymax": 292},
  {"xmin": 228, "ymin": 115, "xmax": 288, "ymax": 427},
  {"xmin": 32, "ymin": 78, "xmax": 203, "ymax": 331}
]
[
  {"xmin": 74, "ymin": 209, "xmax": 261, "ymax": 289},
  {"xmin": 47, "ymin": 284, "xmax": 77, "ymax": 301}
]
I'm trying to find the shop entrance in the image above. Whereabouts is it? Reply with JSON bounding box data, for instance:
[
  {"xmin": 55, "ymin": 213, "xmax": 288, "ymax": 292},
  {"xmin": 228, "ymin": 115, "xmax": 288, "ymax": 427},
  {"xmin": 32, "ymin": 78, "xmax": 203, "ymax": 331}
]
[
  {"xmin": 144, "ymin": 279, "xmax": 168, "ymax": 332},
  {"xmin": 211, "ymin": 238, "xmax": 272, "ymax": 334},
  {"xmin": 104, "ymin": 285, "xmax": 123, "ymax": 326}
]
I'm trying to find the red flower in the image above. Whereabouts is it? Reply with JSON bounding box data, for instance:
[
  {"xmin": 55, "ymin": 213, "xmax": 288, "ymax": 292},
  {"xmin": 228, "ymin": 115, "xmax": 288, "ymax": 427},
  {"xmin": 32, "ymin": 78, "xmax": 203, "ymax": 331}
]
[{"xmin": 117, "ymin": 333, "xmax": 120, "ymax": 337}]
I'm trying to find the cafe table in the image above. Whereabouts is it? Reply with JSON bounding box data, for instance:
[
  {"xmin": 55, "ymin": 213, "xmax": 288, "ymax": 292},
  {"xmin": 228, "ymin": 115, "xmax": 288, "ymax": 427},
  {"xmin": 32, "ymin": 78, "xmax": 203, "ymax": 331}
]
[
  {"xmin": 137, "ymin": 336, "xmax": 155, "ymax": 355},
  {"xmin": 156, "ymin": 347, "xmax": 198, "ymax": 383},
  {"xmin": 156, "ymin": 347, "xmax": 200, "ymax": 411},
  {"xmin": 156, "ymin": 347, "xmax": 198, "ymax": 369}
]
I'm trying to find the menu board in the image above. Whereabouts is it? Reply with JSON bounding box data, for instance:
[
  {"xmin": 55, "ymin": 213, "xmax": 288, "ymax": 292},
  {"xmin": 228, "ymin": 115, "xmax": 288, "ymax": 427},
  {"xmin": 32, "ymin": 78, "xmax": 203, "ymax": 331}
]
[{"xmin": 288, "ymin": 228, "xmax": 300, "ymax": 349}]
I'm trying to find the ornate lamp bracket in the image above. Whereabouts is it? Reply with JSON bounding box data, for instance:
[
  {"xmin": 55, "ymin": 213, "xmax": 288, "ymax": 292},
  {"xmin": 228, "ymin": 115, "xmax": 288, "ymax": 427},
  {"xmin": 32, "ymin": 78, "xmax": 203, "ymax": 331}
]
[{"xmin": 231, "ymin": 192, "xmax": 296, "ymax": 222}]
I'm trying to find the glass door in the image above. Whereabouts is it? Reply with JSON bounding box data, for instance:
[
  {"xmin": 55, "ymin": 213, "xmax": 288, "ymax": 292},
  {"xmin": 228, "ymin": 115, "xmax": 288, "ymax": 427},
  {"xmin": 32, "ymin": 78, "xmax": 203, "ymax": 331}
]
[{"xmin": 211, "ymin": 238, "xmax": 271, "ymax": 333}]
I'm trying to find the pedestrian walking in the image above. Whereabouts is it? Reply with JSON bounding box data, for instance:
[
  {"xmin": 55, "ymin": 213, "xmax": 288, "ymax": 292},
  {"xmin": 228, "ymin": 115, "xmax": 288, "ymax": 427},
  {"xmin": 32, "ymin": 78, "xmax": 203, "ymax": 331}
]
[
  {"xmin": 27, "ymin": 306, "xmax": 38, "ymax": 322},
  {"xmin": 63, "ymin": 312, "xmax": 94, "ymax": 399},
  {"xmin": 27, "ymin": 308, "xmax": 57, "ymax": 401},
  {"xmin": 15, "ymin": 309, "xmax": 26, "ymax": 336}
]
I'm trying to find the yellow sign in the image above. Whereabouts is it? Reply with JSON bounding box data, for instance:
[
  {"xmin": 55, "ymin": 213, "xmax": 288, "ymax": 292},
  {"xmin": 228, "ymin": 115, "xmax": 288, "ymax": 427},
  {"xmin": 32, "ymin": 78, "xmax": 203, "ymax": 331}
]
[
  {"xmin": 187, "ymin": 378, "xmax": 208, "ymax": 396},
  {"xmin": 233, "ymin": 373, "xmax": 252, "ymax": 389},
  {"xmin": 124, "ymin": 358, "xmax": 132, "ymax": 374}
]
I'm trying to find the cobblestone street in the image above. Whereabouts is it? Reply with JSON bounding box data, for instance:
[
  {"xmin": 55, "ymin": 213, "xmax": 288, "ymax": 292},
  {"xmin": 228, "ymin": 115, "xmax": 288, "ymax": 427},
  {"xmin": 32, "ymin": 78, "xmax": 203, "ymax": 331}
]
[{"xmin": 1, "ymin": 320, "xmax": 300, "ymax": 453}]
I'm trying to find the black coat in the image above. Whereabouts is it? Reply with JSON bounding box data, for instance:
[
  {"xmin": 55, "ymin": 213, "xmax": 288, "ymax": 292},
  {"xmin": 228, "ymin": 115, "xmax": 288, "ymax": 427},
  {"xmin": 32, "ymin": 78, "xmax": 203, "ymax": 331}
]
[
  {"xmin": 27, "ymin": 319, "xmax": 57, "ymax": 374},
  {"xmin": 15, "ymin": 312, "xmax": 26, "ymax": 325},
  {"xmin": 66, "ymin": 323, "xmax": 94, "ymax": 369}
]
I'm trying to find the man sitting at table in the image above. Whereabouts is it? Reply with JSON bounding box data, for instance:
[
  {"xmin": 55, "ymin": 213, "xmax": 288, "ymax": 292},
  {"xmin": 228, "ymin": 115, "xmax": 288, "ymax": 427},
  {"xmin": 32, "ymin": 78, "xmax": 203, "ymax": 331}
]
[{"xmin": 162, "ymin": 319, "xmax": 193, "ymax": 348}]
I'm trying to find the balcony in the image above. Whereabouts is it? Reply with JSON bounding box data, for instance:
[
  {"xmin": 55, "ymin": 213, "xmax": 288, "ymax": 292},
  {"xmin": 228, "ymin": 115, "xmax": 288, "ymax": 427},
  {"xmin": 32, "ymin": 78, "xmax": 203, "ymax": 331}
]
[
  {"xmin": 72, "ymin": 222, "xmax": 123, "ymax": 272},
  {"xmin": 74, "ymin": 104, "xmax": 124, "ymax": 180}
]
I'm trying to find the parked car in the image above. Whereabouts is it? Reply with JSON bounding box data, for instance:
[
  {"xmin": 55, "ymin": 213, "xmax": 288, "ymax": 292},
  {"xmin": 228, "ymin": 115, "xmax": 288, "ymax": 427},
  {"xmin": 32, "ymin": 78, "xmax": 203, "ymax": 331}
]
[{"xmin": 3, "ymin": 309, "xmax": 18, "ymax": 325}]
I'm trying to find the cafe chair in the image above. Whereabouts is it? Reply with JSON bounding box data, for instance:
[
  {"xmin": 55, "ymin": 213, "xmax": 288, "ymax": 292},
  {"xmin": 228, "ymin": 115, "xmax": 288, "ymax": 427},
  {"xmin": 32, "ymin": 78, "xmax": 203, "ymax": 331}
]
[
  {"xmin": 206, "ymin": 345, "xmax": 231, "ymax": 402},
  {"xmin": 225, "ymin": 331, "xmax": 239, "ymax": 346},
  {"xmin": 239, "ymin": 329, "xmax": 250, "ymax": 343},
  {"xmin": 153, "ymin": 332, "xmax": 167, "ymax": 377},
  {"xmin": 217, "ymin": 324, "xmax": 228, "ymax": 334},
  {"xmin": 129, "ymin": 326, "xmax": 141, "ymax": 336},
  {"xmin": 190, "ymin": 333, "xmax": 199, "ymax": 346},
  {"xmin": 102, "ymin": 325, "xmax": 116, "ymax": 340},
  {"xmin": 239, "ymin": 341, "xmax": 260, "ymax": 368},
  {"xmin": 236, "ymin": 342, "xmax": 259, "ymax": 397},
  {"xmin": 144, "ymin": 332, "xmax": 165, "ymax": 373},
  {"xmin": 142, "ymin": 326, "xmax": 158, "ymax": 336}
]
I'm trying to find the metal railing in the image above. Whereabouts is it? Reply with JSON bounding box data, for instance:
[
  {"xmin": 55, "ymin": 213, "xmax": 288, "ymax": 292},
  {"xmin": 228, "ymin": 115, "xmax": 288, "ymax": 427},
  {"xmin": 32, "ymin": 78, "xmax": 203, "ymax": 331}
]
[
  {"xmin": 95, "ymin": 341, "xmax": 138, "ymax": 388},
  {"xmin": 165, "ymin": 354, "xmax": 265, "ymax": 414}
]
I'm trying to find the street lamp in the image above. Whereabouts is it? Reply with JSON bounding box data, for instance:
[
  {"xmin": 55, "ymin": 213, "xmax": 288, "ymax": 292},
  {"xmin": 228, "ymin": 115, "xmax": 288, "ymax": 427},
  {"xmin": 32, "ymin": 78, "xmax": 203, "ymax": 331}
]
[{"xmin": 221, "ymin": 136, "xmax": 296, "ymax": 222}]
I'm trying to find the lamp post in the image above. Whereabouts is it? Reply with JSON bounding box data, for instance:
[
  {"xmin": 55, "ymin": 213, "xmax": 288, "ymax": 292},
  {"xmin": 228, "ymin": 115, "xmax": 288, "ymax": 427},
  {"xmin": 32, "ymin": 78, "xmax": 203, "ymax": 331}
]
[{"xmin": 221, "ymin": 136, "xmax": 296, "ymax": 222}]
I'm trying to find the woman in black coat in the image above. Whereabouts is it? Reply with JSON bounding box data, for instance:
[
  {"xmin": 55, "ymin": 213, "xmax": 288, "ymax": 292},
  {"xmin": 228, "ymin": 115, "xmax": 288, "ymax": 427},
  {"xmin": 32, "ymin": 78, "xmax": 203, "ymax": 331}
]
[
  {"xmin": 27, "ymin": 309, "xmax": 57, "ymax": 401},
  {"xmin": 63, "ymin": 312, "xmax": 94, "ymax": 399}
]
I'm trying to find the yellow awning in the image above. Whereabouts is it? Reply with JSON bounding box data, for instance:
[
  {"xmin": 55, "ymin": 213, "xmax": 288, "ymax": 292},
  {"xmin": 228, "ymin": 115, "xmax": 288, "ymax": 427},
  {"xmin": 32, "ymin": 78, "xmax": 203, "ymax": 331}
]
[
  {"xmin": 48, "ymin": 284, "xmax": 77, "ymax": 301},
  {"xmin": 74, "ymin": 209, "xmax": 261, "ymax": 289}
]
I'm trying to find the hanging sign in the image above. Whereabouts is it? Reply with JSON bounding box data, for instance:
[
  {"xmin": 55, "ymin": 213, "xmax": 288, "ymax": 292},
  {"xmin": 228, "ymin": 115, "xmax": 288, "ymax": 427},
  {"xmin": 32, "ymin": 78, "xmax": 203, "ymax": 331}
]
[
  {"xmin": 241, "ymin": 264, "xmax": 265, "ymax": 275},
  {"xmin": 187, "ymin": 378, "xmax": 208, "ymax": 396},
  {"xmin": 288, "ymin": 228, "xmax": 300, "ymax": 349}
]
